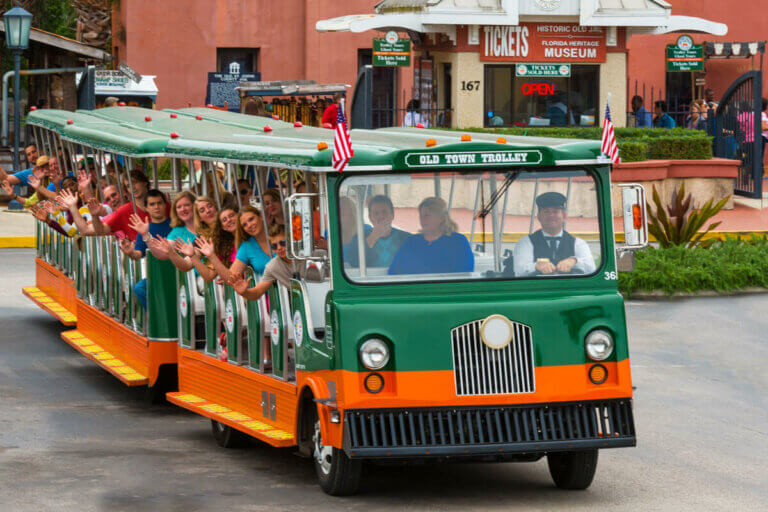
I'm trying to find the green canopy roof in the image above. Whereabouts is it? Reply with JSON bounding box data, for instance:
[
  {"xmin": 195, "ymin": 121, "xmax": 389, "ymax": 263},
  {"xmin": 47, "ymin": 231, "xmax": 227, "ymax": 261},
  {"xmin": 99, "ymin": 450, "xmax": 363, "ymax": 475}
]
[{"xmin": 27, "ymin": 106, "xmax": 604, "ymax": 170}]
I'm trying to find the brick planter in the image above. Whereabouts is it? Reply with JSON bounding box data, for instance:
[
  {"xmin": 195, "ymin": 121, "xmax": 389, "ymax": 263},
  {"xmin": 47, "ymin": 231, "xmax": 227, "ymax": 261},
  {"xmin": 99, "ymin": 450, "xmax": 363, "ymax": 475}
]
[{"xmin": 610, "ymin": 158, "xmax": 739, "ymax": 215}]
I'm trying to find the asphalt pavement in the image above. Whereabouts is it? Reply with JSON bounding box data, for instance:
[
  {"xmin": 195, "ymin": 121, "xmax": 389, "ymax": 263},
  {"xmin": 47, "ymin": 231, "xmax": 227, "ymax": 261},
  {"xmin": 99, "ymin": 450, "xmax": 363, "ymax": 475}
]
[{"xmin": 0, "ymin": 248, "xmax": 766, "ymax": 511}]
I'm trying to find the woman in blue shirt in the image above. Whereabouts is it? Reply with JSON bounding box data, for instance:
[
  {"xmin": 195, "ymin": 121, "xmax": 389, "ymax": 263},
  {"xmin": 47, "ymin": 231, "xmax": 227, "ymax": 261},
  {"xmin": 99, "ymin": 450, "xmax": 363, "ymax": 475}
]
[
  {"xmin": 196, "ymin": 205, "xmax": 272, "ymax": 282},
  {"xmin": 388, "ymin": 197, "xmax": 473, "ymax": 275}
]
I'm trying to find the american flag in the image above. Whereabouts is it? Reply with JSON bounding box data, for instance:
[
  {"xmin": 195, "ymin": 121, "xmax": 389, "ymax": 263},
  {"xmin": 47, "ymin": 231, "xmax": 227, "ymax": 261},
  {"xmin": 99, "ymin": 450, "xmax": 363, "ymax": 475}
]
[
  {"xmin": 332, "ymin": 105, "xmax": 353, "ymax": 172},
  {"xmin": 601, "ymin": 102, "xmax": 620, "ymax": 164}
]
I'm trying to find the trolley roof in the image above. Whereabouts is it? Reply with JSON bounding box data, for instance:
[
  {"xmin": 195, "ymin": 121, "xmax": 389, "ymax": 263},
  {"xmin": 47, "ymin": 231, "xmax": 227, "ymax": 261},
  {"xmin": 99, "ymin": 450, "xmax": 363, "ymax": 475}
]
[{"xmin": 27, "ymin": 106, "xmax": 604, "ymax": 170}]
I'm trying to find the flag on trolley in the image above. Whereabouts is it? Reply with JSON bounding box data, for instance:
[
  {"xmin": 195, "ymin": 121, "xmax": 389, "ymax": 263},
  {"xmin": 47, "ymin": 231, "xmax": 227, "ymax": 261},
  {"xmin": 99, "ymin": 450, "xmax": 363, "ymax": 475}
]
[
  {"xmin": 601, "ymin": 102, "xmax": 620, "ymax": 164},
  {"xmin": 332, "ymin": 105, "xmax": 353, "ymax": 172}
]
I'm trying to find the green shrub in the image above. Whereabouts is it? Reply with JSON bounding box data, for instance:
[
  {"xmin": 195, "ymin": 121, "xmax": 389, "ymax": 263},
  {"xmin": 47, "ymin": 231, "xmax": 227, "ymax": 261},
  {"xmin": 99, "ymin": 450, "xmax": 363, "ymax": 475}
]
[
  {"xmin": 156, "ymin": 159, "xmax": 190, "ymax": 181},
  {"xmin": 450, "ymin": 126, "xmax": 712, "ymax": 161},
  {"xmin": 618, "ymin": 237, "xmax": 768, "ymax": 295},
  {"xmin": 616, "ymin": 141, "xmax": 647, "ymax": 163}
]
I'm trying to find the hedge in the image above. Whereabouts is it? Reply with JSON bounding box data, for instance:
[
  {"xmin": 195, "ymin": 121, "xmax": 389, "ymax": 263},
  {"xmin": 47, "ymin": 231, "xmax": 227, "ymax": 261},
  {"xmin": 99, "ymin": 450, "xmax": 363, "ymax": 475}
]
[
  {"xmin": 618, "ymin": 237, "xmax": 768, "ymax": 296},
  {"xmin": 451, "ymin": 127, "xmax": 713, "ymax": 162}
]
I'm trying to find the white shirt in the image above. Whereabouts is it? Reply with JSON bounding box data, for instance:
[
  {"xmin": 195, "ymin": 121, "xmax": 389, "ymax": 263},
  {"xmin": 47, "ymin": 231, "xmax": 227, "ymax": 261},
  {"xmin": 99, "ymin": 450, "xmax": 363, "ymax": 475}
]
[
  {"xmin": 403, "ymin": 111, "xmax": 429, "ymax": 127},
  {"xmin": 513, "ymin": 230, "xmax": 596, "ymax": 277}
]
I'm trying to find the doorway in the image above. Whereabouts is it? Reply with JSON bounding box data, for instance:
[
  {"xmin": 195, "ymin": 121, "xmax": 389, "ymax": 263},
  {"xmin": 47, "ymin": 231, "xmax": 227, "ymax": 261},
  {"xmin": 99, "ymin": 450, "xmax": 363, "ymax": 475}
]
[{"xmin": 358, "ymin": 50, "xmax": 397, "ymax": 128}]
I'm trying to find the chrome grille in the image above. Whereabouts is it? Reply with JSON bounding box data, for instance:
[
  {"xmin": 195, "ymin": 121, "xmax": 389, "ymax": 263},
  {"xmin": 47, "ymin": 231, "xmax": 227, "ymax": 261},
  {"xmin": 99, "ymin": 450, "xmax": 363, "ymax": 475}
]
[{"xmin": 451, "ymin": 319, "xmax": 535, "ymax": 396}]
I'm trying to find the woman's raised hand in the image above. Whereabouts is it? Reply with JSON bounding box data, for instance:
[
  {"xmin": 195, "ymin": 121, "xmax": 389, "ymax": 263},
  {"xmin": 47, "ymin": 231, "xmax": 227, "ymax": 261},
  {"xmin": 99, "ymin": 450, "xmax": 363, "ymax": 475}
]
[{"xmin": 194, "ymin": 236, "xmax": 216, "ymax": 258}]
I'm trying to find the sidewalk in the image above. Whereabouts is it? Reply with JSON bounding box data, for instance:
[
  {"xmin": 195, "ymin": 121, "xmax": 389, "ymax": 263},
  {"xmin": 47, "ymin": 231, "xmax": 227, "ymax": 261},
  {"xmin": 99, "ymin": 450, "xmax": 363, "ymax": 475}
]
[{"xmin": 0, "ymin": 208, "xmax": 35, "ymax": 247}]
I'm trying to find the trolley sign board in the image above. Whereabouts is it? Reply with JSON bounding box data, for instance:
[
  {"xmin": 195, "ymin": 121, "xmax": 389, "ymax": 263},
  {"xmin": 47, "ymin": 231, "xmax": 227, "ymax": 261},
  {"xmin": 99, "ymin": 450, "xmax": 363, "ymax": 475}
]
[
  {"xmin": 516, "ymin": 63, "xmax": 571, "ymax": 77},
  {"xmin": 666, "ymin": 43, "xmax": 704, "ymax": 72},
  {"xmin": 373, "ymin": 36, "xmax": 411, "ymax": 67},
  {"xmin": 401, "ymin": 149, "xmax": 544, "ymax": 169}
]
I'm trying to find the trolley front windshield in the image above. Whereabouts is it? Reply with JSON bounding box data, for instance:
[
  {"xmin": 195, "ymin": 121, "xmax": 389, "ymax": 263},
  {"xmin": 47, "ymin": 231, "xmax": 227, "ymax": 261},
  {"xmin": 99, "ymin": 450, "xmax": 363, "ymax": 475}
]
[{"xmin": 337, "ymin": 169, "xmax": 603, "ymax": 284}]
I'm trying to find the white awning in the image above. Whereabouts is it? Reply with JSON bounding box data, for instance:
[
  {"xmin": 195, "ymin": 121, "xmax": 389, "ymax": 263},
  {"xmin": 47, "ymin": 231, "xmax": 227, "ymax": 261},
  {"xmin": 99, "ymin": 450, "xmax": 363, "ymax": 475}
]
[{"xmin": 316, "ymin": 0, "xmax": 727, "ymax": 36}]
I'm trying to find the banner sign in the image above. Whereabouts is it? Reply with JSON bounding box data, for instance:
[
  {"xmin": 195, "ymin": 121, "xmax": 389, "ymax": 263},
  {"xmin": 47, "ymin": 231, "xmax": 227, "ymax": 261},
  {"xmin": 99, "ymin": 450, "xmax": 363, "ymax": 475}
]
[
  {"xmin": 482, "ymin": 23, "xmax": 606, "ymax": 63},
  {"xmin": 516, "ymin": 63, "xmax": 571, "ymax": 77},
  {"xmin": 373, "ymin": 35, "xmax": 411, "ymax": 67},
  {"xmin": 403, "ymin": 150, "xmax": 544, "ymax": 168},
  {"xmin": 666, "ymin": 38, "xmax": 704, "ymax": 72}
]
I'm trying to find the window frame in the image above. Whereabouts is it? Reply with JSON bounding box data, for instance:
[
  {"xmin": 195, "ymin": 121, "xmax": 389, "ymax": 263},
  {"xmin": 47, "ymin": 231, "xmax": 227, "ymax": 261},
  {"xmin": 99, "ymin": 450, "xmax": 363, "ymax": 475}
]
[
  {"xmin": 334, "ymin": 167, "xmax": 607, "ymax": 288},
  {"xmin": 483, "ymin": 64, "xmax": 600, "ymax": 128}
]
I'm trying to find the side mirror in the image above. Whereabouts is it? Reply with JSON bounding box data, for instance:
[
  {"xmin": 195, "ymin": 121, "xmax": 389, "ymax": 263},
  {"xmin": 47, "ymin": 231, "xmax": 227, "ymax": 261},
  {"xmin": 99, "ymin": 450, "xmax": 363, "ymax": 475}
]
[
  {"xmin": 619, "ymin": 184, "xmax": 648, "ymax": 249},
  {"xmin": 286, "ymin": 194, "xmax": 315, "ymax": 259}
]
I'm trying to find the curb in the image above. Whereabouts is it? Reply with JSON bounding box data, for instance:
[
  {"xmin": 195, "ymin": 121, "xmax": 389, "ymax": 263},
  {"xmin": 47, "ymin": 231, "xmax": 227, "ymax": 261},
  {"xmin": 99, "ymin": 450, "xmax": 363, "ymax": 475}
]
[
  {"xmin": 0, "ymin": 236, "xmax": 36, "ymax": 248},
  {"xmin": 624, "ymin": 287, "xmax": 768, "ymax": 300}
]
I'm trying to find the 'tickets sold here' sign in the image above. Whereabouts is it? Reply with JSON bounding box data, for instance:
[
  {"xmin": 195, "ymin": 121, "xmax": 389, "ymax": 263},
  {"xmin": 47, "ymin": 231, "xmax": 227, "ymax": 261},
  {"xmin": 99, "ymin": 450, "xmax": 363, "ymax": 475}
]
[{"xmin": 481, "ymin": 23, "xmax": 606, "ymax": 63}]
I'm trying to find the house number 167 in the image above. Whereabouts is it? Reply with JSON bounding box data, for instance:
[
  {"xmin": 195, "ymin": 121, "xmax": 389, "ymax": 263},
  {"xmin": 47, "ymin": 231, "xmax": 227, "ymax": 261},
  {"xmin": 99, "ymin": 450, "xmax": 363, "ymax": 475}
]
[{"xmin": 461, "ymin": 80, "xmax": 480, "ymax": 91}]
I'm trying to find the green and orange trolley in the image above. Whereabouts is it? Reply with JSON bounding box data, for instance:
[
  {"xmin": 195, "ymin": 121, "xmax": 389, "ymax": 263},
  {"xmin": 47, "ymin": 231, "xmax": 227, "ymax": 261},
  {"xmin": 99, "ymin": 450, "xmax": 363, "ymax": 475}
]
[{"xmin": 24, "ymin": 106, "xmax": 647, "ymax": 495}]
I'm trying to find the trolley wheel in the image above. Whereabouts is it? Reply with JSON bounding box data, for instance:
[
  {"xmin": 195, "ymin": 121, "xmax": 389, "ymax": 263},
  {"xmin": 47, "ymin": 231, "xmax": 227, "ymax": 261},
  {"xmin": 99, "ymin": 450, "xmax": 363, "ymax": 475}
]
[
  {"xmin": 312, "ymin": 410, "xmax": 361, "ymax": 496},
  {"xmin": 547, "ymin": 449, "xmax": 599, "ymax": 490},
  {"xmin": 211, "ymin": 420, "xmax": 248, "ymax": 448}
]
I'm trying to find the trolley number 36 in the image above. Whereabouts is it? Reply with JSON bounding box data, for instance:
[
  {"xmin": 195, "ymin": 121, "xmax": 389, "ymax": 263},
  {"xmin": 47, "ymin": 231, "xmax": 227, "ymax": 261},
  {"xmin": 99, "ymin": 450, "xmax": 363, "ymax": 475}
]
[
  {"xmin": 604, "ymin": 271, "xmax": 618, "ymax": 281},
  {"xmin": 461, "ymin": 80, "xmax": 480, "ymax": 91}
]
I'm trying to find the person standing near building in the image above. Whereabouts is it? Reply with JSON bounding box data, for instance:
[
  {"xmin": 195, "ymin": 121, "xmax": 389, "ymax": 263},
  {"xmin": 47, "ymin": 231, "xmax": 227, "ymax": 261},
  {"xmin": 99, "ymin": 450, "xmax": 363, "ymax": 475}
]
[
  {"xmin": 653, "ymin": 101, "xmax": 676, "ymax": 129},
  {"xmin": 705, "ymin": 88, "xmax": 719, "ymax": 110},
  {"xmin": 321, "ymin": 93, "xmax": 344, "ymax": 128},
  {"xmin": 631, "ymin": 96, "xmax": 652, "ymax": 128}
]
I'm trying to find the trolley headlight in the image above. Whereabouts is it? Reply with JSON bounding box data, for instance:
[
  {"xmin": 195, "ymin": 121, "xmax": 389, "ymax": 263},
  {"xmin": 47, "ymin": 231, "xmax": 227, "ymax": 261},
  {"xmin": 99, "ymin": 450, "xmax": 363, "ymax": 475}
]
[
  {"xmin": 585, "ymin": 330, "xmax": 614, "ymax": 361},
  {"xmin": 359, "ymin": 339, "xmax": 389, "ymax": 370}
]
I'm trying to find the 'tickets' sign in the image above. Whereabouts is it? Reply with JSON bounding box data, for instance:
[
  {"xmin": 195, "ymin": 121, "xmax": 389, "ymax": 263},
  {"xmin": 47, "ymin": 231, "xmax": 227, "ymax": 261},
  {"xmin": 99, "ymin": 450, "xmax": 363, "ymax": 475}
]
[{"xmin": 481, "ymin": 23, "xmax": 606, "ymax": 63}]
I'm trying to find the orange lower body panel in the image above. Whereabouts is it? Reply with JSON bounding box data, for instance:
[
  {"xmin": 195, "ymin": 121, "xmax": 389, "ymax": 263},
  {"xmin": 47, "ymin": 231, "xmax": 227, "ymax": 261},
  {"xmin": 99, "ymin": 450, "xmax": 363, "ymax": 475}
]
[
  {"xmin": 297, "ymin": 360, "xmax": 633, "ymax": 449},
  {"xmin": 175, "ymin": 347, "xmax": 298, "ymax": 442},
  {"xmin": 73, "ymin": 299, "xmax": 177, "ymax": 386},
  {"xmin": 23, "ymin": 258, "xmax": 77, "ymax": 324}
]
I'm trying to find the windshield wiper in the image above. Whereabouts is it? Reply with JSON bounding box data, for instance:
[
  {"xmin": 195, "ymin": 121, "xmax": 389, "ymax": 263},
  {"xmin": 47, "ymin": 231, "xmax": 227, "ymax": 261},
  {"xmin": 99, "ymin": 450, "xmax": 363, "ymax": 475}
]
[{"xmin": 478, "ymin": 171, "xmax": 521, "ymax": 219}]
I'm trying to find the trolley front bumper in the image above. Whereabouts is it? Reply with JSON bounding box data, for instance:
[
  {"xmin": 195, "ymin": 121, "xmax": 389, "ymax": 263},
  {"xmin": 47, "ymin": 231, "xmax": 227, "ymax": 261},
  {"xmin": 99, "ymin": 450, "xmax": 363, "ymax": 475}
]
[{"xmin": 343, "ymin": 398, "xmax": 635, "ymax": 459}]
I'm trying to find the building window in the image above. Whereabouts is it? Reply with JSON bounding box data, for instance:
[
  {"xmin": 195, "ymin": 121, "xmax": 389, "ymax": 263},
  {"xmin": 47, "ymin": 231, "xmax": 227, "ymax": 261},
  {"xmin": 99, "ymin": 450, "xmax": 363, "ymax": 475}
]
[
  {"xmin": 484, "ymin": 65, "xmax": 599, "ymax": 127},
  {"xmin": 216, "ymin": 48, "xmax": 259, "ymax": 74}
]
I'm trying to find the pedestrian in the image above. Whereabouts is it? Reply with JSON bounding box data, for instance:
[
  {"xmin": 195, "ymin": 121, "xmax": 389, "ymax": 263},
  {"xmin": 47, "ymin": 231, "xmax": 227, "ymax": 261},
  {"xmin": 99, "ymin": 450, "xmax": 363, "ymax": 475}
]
[
  {"xmin": 321, "ymin": 93, "xmax": 344, "ymax": 128},
  {"xmin": 761, "ymin": 98, "xmax": 768, "ymax": 159},
  {"xmin": 104, "ymin": 97, "xmax": 119, "ymax": 107},
  {"xmin": 705, "ymin": 88, "xmax": 719, "ymax": 110},
  {"xmin": 685, "ymin": 100, "xmax": 707, "ymax": 130},
  {"xmin": 630, "ymin": 95, "xmax": 652, "ymax": 128},
  {"xmin": 403, "ymin": 99, "xmax": 429, "ymax": 127},
  {"xmin": 653, "ymin": 101, "xmax": 676, "ymax": 129}
]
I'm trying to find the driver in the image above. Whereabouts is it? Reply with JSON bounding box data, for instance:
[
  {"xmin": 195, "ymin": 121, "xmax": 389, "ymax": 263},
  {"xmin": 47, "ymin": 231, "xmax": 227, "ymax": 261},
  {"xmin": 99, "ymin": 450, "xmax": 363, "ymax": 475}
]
[{"xmin": 513, "ymin": 192, "xmax": 596, "ymax": 277}]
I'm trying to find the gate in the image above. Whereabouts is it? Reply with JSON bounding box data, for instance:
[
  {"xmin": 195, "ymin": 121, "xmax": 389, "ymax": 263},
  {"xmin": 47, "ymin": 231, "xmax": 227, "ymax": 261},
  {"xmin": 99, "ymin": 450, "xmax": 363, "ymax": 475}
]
[{"xmin": 712, "ymin": 71, "xmax": 763, "ymax": 198}]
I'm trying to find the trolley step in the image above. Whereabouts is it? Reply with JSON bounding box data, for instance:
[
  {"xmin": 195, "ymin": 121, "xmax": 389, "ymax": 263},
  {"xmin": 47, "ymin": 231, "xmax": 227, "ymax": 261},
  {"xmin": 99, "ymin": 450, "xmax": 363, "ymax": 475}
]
[
  {"xmin": 167, "ymin": 392, "xmax": 295, "ymax": 447},
  {"xmin": 61, "ymin": 330, "xmax": 149, "ymax": 386},
  {"xmin": 22, "ymin": 286, "xmax": 77, "ymax": 326}
]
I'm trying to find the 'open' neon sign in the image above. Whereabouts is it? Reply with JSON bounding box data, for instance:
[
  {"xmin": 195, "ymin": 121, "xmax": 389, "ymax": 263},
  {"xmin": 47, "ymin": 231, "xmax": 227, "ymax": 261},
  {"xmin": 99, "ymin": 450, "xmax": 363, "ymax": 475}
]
[{"xmin": 522, "ymin": 83, "xmax": 555, "ymax": 96}]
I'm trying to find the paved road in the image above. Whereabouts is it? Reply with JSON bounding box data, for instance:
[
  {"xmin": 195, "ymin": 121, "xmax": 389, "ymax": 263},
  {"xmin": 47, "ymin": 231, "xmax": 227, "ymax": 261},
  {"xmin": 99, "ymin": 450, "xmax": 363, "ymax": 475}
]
[{"xmin": 1, "ymin": 248, "xmax": 766, "ymax": 511}]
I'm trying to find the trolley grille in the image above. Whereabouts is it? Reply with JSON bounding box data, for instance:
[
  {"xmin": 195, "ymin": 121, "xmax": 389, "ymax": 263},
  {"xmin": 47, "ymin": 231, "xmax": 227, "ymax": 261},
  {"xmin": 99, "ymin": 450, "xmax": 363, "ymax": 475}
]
[
  {"xmin": 344, "ymin": 400, "xmax": 635, "ymax": 452},
  {"xmin": 451, "ymin": 319, "xmax": 535, "ymax": 396}
]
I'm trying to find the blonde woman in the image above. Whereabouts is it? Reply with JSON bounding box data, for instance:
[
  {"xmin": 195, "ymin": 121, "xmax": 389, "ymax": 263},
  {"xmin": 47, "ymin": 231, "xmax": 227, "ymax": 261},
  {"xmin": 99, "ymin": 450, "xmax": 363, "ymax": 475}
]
[{"xmin": 388, "ymin": 197, "xmax": 473, "ymax": 275}]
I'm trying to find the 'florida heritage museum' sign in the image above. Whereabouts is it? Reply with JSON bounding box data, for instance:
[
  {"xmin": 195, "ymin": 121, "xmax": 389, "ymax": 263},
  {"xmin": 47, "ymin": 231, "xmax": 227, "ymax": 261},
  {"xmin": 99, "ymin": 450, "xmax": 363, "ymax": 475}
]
[{"xmin": 482, "ymin": 23, "xmax": 606, "ymax": 63}]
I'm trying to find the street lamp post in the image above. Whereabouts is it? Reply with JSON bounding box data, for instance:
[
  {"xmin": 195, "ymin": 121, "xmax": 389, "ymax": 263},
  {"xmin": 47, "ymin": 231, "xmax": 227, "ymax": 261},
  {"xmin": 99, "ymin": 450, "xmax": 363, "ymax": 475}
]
[{"xmin": 3, "ymin": 6, "xmax": 32, "ymax": 175}]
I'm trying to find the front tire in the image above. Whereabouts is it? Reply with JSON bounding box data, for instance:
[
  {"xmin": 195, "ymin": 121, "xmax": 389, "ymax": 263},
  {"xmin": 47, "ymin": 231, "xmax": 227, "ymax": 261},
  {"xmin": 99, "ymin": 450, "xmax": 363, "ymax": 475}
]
[
  {"xmin": 312, "ymin": 412, "xmax": 361, "ymax": 495},
  {"xmin": 211, "ymin": 420, "xmax": 247, "ymax": 448},
  {"xmin": 547, "ymin": 449, "xmax": 598, "ymax": 490}
]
